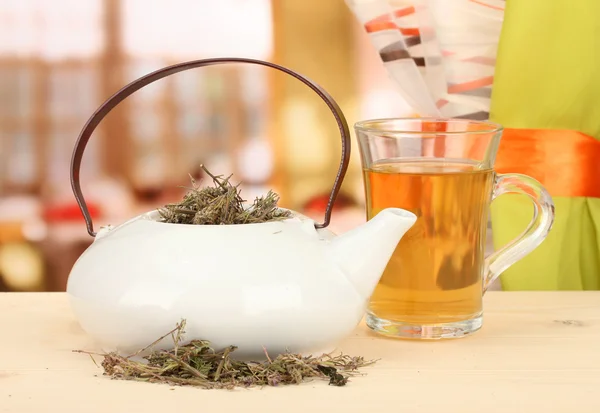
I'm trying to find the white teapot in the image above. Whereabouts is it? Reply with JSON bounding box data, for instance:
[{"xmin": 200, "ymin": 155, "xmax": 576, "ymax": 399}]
[{"xmin": 67, "ymin": 58, "xmax": 416, "ymax": 358}]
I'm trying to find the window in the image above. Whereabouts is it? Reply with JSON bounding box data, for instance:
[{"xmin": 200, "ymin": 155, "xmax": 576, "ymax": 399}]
[
  {"xmin": 0, "ymin": 0, "xmax": 103, "ymax": 192},
  {"xmin": 121, "ymin": 0, "xmax": 274, "ymax": 187},
  {"xmin": 0, "ymin": 0, "xmax": 275, "ymax": 196}
]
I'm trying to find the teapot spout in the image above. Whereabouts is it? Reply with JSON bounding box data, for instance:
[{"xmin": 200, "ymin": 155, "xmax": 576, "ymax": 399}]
[{"xmin": 328, "ymin": 208, "xmax": 416, "ymax": 300}]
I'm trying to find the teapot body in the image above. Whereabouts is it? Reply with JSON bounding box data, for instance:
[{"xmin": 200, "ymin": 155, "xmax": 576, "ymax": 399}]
[
  {"xmin": 67, "ymin": 211, "xmax": 366, "ymax": 358},
  {"xmin": 65, "ymin": 58, "xmax": 422, "ymax": 358}
]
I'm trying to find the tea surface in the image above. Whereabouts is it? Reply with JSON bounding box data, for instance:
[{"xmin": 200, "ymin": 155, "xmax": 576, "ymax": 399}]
[{"xmin": 364, "ymin": 159, "xmax": 495, "ymax": 324}]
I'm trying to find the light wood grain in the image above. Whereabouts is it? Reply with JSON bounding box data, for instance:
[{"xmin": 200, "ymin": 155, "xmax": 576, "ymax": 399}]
[{"xmin": 1, "ymin": 292, "xmax": 599, "ymax": 413}]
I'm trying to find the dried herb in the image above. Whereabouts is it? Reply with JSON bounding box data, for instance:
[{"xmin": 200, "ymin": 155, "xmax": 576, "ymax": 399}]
[
  {"xmin": 75, "ymin": 320, "xmax": 376, "ymax": 389},
  {"xmin": 158, "ymin": 165, "xmax": 291, "ymax": 225}
]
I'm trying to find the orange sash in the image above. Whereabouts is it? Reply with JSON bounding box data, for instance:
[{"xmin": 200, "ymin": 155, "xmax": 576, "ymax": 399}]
[{"xmin": 495, "ymin": 128, "xmax": 600, "ymax": 198}]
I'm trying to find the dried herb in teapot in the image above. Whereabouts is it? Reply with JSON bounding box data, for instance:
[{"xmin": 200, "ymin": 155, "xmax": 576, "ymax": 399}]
[
  {"xmin": 75, "ymin": 320, "xmax": 376, "ymax": 389},
  {"xmin": 158, "ymin": 165, "xmax": 291, "ymax": 225}
]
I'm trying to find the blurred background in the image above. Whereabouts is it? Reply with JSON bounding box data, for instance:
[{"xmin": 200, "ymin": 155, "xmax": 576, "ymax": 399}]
[{"xmin": 0, "ymin": 0, "xmax": 415, "ymax": 292}]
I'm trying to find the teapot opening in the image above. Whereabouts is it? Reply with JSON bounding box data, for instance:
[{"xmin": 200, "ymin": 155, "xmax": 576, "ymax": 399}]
[
  {"xmin": 151, "ymin": 165, "xmax": 296, "ymax": 226},
  {"xmin": 141, "ymin": 208, "xmax": 299, "ymax": 227}
]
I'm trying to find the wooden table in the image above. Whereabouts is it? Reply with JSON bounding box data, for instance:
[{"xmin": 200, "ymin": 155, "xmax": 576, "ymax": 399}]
[{"xmin": 2, "ymin": 292, "xmax": 599, "ymax": 413}]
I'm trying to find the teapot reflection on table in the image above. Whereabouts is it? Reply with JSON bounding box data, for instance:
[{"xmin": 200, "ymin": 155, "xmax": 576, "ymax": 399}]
[{"xmin": 66, "ymin": 58, "xmax": 417, "ymax": 358}]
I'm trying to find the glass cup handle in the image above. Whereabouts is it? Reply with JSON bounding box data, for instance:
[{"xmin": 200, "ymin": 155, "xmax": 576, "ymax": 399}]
[{"xmin": 483, "ymin": 173, "xmax": 555, "ymax": 292}]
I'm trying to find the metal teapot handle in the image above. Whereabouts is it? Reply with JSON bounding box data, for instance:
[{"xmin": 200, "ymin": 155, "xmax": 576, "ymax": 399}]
[{"xmin": 71, "ymin": 57, "xmax": 351, "ymax": 237}]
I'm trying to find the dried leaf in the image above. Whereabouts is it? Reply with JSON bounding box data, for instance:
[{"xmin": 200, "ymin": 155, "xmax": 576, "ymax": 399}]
[
  {"xmin": 158, "ymin": 165, "xmax": 291, "ymax": 225},
  {"xmin": 75, "ymin": 320, "xmax": 376, "ymax": 390}
]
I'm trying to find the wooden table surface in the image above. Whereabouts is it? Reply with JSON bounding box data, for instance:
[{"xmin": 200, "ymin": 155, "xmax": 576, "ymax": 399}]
[{"xmin": 2, "ymin": 292, "xmax": 600, "ymax": 413}]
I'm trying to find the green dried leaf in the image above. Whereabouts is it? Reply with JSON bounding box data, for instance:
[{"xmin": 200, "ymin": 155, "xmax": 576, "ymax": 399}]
[{"xmin": 158, "ymin": 165, "xmax": 291, "ymax": 225}]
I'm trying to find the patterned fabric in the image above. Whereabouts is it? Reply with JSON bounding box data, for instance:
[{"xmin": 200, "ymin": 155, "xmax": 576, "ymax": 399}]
[{"xmin": 346, "ymin": 0, "xmax": 504, "ymax": 119}]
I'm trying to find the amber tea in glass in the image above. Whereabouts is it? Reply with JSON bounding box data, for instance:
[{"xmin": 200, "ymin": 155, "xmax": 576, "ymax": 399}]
[{"xmin": 355, "ymin": 119, "xmax": 554, "ymax": 339}]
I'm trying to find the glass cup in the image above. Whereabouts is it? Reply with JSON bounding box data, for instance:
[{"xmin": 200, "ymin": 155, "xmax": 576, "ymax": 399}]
[{"xmin": 355, "ymin": 118, "xmax": 555, "ymax": 339}]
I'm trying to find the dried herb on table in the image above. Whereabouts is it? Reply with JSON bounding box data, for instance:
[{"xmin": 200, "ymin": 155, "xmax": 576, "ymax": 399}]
[
  {"xmin": 75, "ymin": 320, "xmax": 376, "ymax": 389},
  {"xmin": 158, "ymin": 165, "xmax": 291, "ymax": 225}
]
